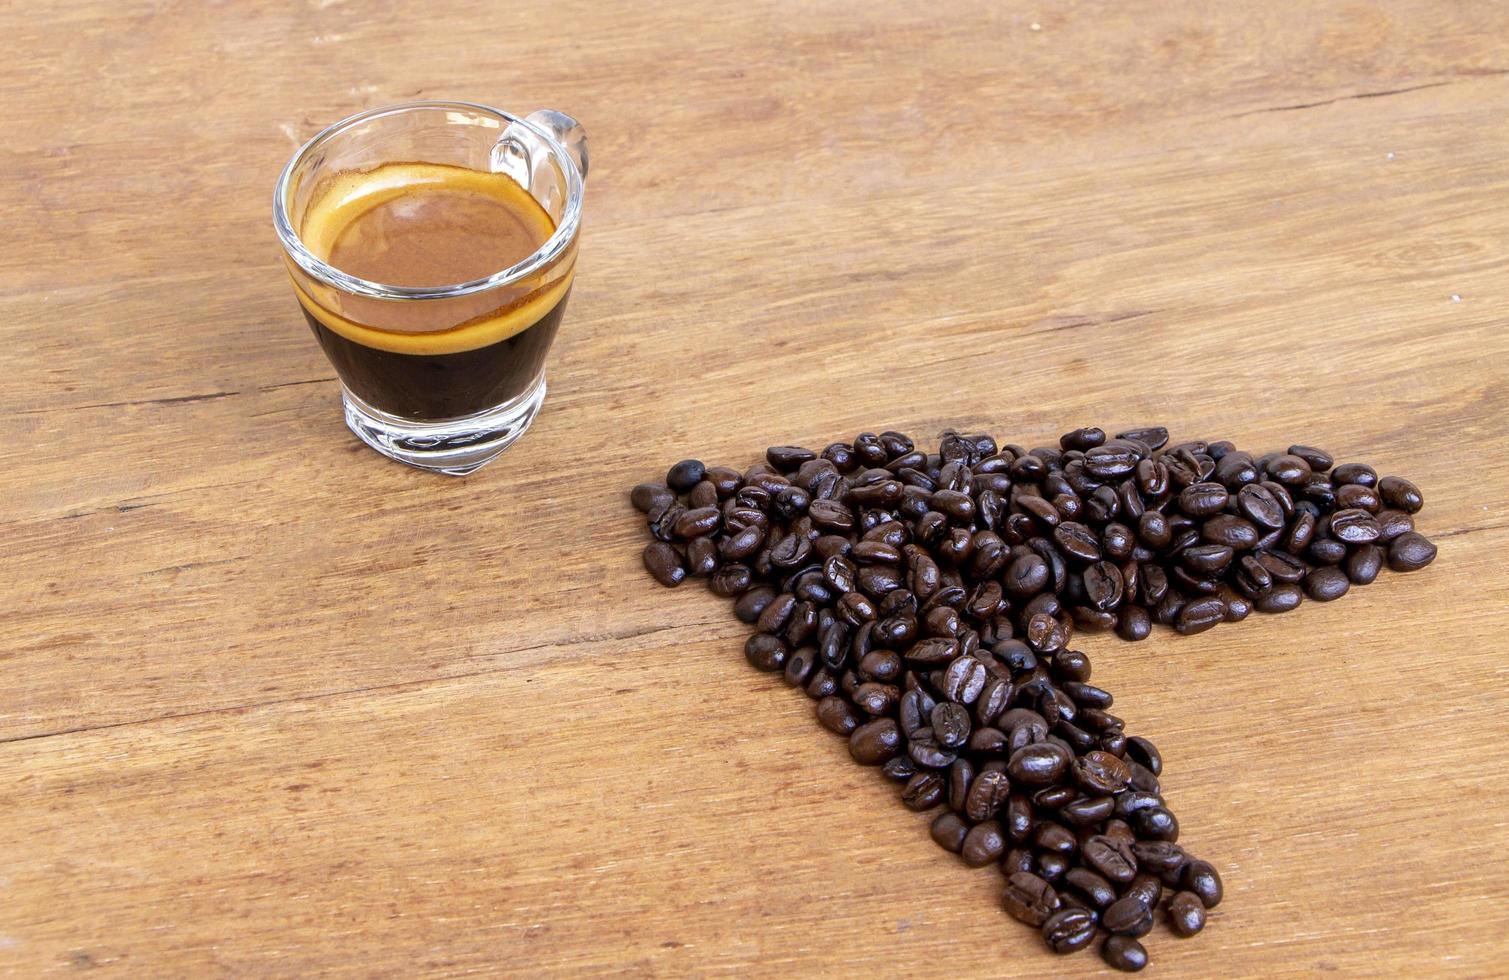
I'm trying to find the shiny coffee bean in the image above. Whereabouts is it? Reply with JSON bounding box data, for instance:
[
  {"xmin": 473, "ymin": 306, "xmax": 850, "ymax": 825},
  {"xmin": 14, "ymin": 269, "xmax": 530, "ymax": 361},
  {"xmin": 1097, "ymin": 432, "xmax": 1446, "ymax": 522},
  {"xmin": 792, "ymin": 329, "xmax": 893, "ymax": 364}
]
[
  {"xmin": 1003, "ymin": 871, "xmax": 1061, "ymax": 926},
  {"xmin": 929, "ymin": 811, "xmax": 968, "ymax": 853},
  {"xmin": 961, "ymin": 820, "xmax": 1007, "ymax": 867},
  {"xmin": 1168, "ymin": 890, "xmax": 1207, "ymax": 936},
  {"xmin": 1102, "ymin": 935, "xmax": 1148, "ymax": 972},
  {"xmin": 1304, "ymin": 565, "xmax": 1350, "ymax": 602},
  {"xmin": 1388, "ymin": 531, "xmax": 1437, "ymax": 571},
  {"xmin": 1042, "ymin": 908, "xmax": 1098, "ymax": 954},
  {"xmin": 1183, "ymin": 859, "xmax": 1224, "ymax": 908}
]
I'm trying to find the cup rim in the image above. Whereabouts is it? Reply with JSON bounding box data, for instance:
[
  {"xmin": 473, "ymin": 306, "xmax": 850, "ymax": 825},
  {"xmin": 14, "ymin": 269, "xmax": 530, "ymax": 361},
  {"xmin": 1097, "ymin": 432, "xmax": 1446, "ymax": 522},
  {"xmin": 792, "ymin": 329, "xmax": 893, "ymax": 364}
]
[{"xmin": 272, "ymin": 100, "xmax": 584, "ymax": 301}]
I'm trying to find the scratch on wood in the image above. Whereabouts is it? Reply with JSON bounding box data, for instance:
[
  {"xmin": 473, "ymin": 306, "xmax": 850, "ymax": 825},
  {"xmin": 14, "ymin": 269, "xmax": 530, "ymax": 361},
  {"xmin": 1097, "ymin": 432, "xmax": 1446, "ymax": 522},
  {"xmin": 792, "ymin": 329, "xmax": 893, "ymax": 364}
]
[{"xmin": 1227, "ymin": 81, "xmax": 1453, "ymax": 118}]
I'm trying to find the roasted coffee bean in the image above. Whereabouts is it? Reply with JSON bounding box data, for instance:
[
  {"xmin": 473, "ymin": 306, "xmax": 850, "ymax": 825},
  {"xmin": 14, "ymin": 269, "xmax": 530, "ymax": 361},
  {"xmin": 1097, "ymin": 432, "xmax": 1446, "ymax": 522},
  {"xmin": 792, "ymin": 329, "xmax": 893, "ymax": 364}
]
[
  {"xmin": 908, "ymin": 729, "xmax": 958, "ymax": 769},
  {"xmin": 665, "ymin": 459, "xmax": 705, "ymax": 492},
  {"xmin": 1304, "ymin": 565, "xmax": 1350, "ymax": 602},
  {"xmin": 901, "ymin": 771, "xmax": 945, "ymax": 810},
  {"xmin": 1042, "ymin": 907, "xmax": 1098, "ymax": 953},
  {"xmin": 1132, "ymin": 805, "xmax": 1179, "ymax": 841},
  {"xmin": 1333, "ymin": 461, "xmax": 1376, "ymax": 486},
  {"xmin": 1168, "ymin": 890, "xmax": 1208, "ymax": 936},
  {"xmin": 1375, "ymin": 508, "xmax": 1414, "ymax": 542},
  {"xmin": 1102, "ymin": 935, "xmax": 1148, "ymax": 972},
  {"xmin": 963, "ymin": 768, "xmax": 1011, "ymax": 821},
  {"xmin": 1054, "ymin": 522, "xmax": 1102, "ymax": 562},
  {"xmin": 1124, "ymin": 736, "xmax": 1163, "ymax": 776},
  {"xmin": 1083, "ymin": 834, "xmax": 1138, "ymax": 883},
  {"xmin": 930, "ymin": 811, "xmax": 969, "ymax": 852},
  {"xmin": 1061, "ymin": 795, "xmax": 1115, "ymax": 826},
  {"xmin": 1103, "ymin": 894, "xmax": 1149, "ymax": 934},
  {"xmin": 1184, "ymin": 860, "xmax": 1223, "ymax": 908},
  {"xmin": 1335, "ymin": 483, "xmax": 1380, "ymax": 512},
  {"xmin": 1178, "ymin": 482, "xmax": 1228, "ymax": 516},
  {"xmin": 783, "ymin": 646, "xmax": 817, "ymax": 686},
  {"xmin": 1378, "ymin": 475, "xmax": 1423, "ymax": 513},
  {"xmin": 1388, "ymin": 531, "xmax": 1437, "ymax": 572},
  {"xmin": 848, "ymin": 718, "xmax": 901, "ymax": 764},
  {"xmin": 1065, "ymin": 867, "xmax": 1117, "ymax": 908},
  {"xmin": 931, "ymin": 701, "xmax": 972, "ymax": 747},
  {"xmin": 745, "ymin": 634, "xmax": 790, "ymax": 673},
  {"xmin": 1127, "ymin": 872, "xmax": 1163, "ymax": 909},
  {"xmin": 631, "ymin": 482, "xmax": 675, "ymax": 513},
  {"xmin": 1175, "ymin": 596, "xmax": 1226, "ymax": 635},
  {"xmin": 1254, "ymin": 583, "xmax": 1303, "ymax": 613},
  {"xmin": 881, "ymin": 754, "xmax": 916, "ymax": 781},
  {"xmin": 1330, "ymin": 508, "xmax": 1381, "ymax": 544},
  {"xmin": 642, "ymin": 542, "xmax": 685, "ymax": 587},
  {"xmin": 816, "ymin": 695, "xmax": 859, "ymax": 735},
  {"xmin": 1347, "ymin": 544, "xmax": 1384, "ymax": 585},
  {"xmin": 942, "ymin": 655, "xmax": 988, "ymax": 704},
  {"xmin": 1003, "ymin": 872, "xmax": 1061, "ymax": 927},
  {"xmin": 961, "ymin": 820, "xmax": 1007, "ymax": 867},
  {"xmin": 1073, "ymin": 750, "xmax": 1132, "ymax": 794},
  {"xmin": 733, "ymin": 586, "xmax": 777, "ymax": 624},
  {"xmin": 1008, "ymin": 742, "xmax": 1072, "ymax": 785}
]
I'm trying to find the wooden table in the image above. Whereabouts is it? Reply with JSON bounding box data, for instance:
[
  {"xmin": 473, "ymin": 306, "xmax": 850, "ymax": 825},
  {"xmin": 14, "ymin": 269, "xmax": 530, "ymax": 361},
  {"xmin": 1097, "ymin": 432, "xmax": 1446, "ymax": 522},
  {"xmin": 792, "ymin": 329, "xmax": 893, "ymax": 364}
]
[{"xmin": 6, "ymin": 1, "xmax": 1508, "ymax": 975}]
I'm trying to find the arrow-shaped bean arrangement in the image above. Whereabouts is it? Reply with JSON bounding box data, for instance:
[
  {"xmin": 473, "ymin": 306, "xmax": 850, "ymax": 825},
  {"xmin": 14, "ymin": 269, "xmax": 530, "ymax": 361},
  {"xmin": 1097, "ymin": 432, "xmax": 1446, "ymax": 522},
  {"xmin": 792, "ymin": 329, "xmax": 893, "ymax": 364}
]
[{"xmin": 630, "ymin": 426, "xmax": 1436, "ymax": 972}]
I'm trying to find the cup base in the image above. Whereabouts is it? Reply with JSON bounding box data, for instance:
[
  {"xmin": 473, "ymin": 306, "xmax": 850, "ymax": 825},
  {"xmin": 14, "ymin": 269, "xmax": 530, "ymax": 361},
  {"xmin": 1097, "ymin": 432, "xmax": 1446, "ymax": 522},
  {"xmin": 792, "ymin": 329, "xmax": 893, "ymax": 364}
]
[{"xmin": 341, "ymin": 373, "xmax": 547, "ymax": 476}]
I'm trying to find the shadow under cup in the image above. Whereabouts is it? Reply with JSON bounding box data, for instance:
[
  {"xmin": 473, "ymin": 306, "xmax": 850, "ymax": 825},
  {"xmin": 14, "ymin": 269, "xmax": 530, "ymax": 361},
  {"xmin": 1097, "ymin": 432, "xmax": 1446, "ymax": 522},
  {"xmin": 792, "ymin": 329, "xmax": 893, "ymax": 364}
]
[{"xmin": 273, "ymin": 102, "xmax": 587, "ymax": 475}]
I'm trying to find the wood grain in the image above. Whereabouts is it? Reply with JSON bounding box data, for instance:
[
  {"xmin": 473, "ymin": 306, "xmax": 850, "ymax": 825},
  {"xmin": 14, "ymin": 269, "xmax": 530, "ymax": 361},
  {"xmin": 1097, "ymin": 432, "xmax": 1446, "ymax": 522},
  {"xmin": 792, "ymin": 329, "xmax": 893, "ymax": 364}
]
[{"xmin": 4, "ymin": 0, "xmax": 1509, "ymax": 975}]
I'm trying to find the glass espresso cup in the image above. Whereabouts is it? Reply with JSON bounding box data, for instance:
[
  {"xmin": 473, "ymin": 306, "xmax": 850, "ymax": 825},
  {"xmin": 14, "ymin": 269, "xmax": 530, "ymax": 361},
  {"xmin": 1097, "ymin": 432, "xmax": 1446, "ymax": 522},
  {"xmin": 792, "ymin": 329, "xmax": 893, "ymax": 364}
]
[{"xmin": 273, "ymin": 102, "xmax": 587, "ymax": 475}]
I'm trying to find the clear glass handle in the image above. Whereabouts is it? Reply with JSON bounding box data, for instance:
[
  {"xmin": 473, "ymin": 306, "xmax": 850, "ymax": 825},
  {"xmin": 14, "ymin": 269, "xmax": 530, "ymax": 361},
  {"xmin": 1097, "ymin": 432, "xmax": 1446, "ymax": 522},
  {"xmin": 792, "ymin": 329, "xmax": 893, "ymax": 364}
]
[{"xmin": 525, "ymin": 109, "xmax": 588, "ymax": 183}]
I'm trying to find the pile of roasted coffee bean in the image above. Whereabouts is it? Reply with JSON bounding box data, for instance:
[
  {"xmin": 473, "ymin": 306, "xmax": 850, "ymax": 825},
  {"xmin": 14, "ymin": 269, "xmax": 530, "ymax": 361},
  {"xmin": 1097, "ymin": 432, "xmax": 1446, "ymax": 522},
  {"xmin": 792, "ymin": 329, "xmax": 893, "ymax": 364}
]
[{"xmin": 630, "ymin": 427, "xmax": 1435, "ymax": 970}]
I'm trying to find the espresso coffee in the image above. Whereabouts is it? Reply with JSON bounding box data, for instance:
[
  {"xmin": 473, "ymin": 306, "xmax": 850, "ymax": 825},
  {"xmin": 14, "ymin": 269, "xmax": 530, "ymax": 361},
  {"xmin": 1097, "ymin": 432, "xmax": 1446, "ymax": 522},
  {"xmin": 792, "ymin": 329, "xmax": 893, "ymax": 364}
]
[{"xmin": 293, "ymin": 162, "xmax": 572, "ymax": 421}]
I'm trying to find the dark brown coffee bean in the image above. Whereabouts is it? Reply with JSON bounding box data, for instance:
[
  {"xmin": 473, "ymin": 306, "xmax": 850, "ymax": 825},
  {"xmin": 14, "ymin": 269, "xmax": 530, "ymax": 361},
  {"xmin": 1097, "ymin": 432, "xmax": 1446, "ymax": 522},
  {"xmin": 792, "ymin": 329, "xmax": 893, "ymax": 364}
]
[
  {"xmin": 1287, "ymin": 444, "xmax": 1333, "ymax": 471},
  {"xmin": 1304, "ymin": 565, "xmax": 1350, "ymax": 602},
  {"xmin": 1103, "ymin": 894, "xmax": 1149, "ymax": 934},
  {"xmin": 1042, "ymin": 907, "xmax": 1098, "ymax": 953},
  {"xmin": 1235, "ymin": 483, "xmax": 1285, "ymax": 529},
  {"xmin": 664, "ymin": 459, "xmax": 705, "ymax": 492},
  {"xmin": 930, "ymin": 701, "xmax": 971, "ymax": 748},
  {"xmin": 1168, "ymin": 890, "xmax": 1207, "ymax": 936},
  {"xmin": 1083, "ymin": 834, "xmax": 1138, "ymax": 883},
  {"xmin": 732, "ymin": 586, "xmax": 776, "ymax": 624},
  {"xmin": 941, "ymin": 655, "xmax": 987, "ymax": 704},
  {"xmin": 1254, "ymin": 582, "xmax": 1303, "ymax": 613},
  {"xmin": 901, "ymin": 771, "xmax": 945, "ymax": 810},
  {"xmin": 1183, "ymin": 859, "xmax": 1224, "ymax": 908},
  {"xmin": 1388, "ymin": 531, "xmax": 1437, "ymax": 572},
  {"xmin": 958, "ymin": 767, "xmax": 1007, "ymax": 821},
  {"xmin": 1071, "ymin": 750, "xmax": 1131, "ymax": 794},
  {"xmin": 1266, "ymin": 453, "xmax": 1311, "ymax": 484},
  {"xmin": 1329, "ymin": 508, "xmax": 1381, "ymax": 544},
  {"xmin": 908, "ymin": 729, "xmax": 957, "ymax": 769},
  {"xmin": 631, "ymin": 482, "xmax": 675, "ymax": 513},
  {"xmin": 1378, "ymin": 475, "xmax": 1423, "ymax": 513},
  {"xmin": 1102, "ymin": 935, "xmax": 1148, "ymax": 972},
  {"xmin": 1175, "ymin": 595, "xmax": 1226, "ymax": 635},
  {"xmin": 1332, "ymin": 462, "xmax": 1377, "ymax": 486},
  {"xmin": 1374, "ymin": 508, "xmax": 1414, "ymax": 543},
  {"xmin": 642, "ymin": 542, "xmax": 685, "ymax": 587},
  {"xmin": 1335, "ymin": 483, "xmax": 1380, "ymax": 512},
  {"xmin": 782, "ymin": 646, "xmax": 817, "ymax": 687},
  {"xmin": 1060, "ymin": 795, "xmax": 1115, "ymax": 827},
  {"xmin": 1064, "ymin": 867, "xmax": 1117, "ymax": 909},
  {"xmin": 1346, "ymin": 544, "xmax": 1384, "ymax": 585},
  {"xmin": 1202, "ymin": 514, "xmax": 1259, "ymax": 550},
  {"xmin": 1007, "ymin": 741, "xmax": 1072, "ymax": 785},
  {"xmin": 1127, "ymin": 872, "xmax": 1163, "ymax": 909},
  {"xmin": 1053, "ymin": 522, "xmax": 1102, "ymax": 562},
  {"xmin": 929, "ymin": 811, "xmax": 969, "ymax": 853},
  {"xmin": 961, "ymin": 819, "xmax": 1007, "ymax": 867},
  {"xmin": 1003, "ymin": 871, "xmax": 1061, "ymax": 927},
  {"xmin": 1177, "ymin": 482, "xmax": 1228, "ymax": 516},
  {"xmin": 814, "ymin": 695, "xmax": 858, "ymax": 735},
  {"xmin": 848, "ymin": 718, "xmax": 901, "ymax": 764},
  {"xmin": 1115, "ymin": 605, "xmax": 1151, "ymax": 641}
]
